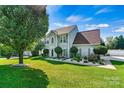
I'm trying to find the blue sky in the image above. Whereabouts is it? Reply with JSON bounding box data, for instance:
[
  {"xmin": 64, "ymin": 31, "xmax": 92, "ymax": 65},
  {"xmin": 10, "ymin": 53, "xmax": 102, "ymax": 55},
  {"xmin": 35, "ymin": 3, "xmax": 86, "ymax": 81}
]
[{"xmin": 46, "ymin": 5, "xmax": 124, "ymax": 40}]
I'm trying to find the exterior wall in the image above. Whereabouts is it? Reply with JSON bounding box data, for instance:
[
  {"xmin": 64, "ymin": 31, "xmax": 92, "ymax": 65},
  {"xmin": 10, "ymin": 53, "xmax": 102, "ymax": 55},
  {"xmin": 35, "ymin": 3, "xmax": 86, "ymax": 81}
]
[
  {"xmin": 68, "ymin": 28, "xmax": 78, "ymax": 57},
  {"xmin": 108, "ymin": 50, "xmax": 124, "ymax": 56},
  {"xmin": 45, "ymin": 32, "xmax": 57, "ymax": 57},
  {"xmin": 45, "ymin": 27, "xmax": 78, "ymax": 58},
  {"xmin": 57, "ymin": 34, "xmax": 68, "ymax": 57},
  {"xmin": 73, "ymin": 44, "xmax": 97, "ymax": 57}
]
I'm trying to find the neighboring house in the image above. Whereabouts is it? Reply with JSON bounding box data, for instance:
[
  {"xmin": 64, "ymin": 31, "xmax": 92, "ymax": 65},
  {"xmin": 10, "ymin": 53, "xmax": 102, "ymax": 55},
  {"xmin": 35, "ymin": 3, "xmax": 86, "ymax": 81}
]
[{"xmin": 45, "ymin": 25, "xmax": 100, "ymax": 58}]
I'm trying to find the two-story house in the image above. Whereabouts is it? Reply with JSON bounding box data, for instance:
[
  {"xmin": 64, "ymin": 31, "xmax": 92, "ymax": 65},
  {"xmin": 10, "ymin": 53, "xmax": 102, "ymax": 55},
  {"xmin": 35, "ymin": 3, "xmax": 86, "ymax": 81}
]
[{"xmin": 45, "ymin": 25, "xmax": 100, "ymax": 58}]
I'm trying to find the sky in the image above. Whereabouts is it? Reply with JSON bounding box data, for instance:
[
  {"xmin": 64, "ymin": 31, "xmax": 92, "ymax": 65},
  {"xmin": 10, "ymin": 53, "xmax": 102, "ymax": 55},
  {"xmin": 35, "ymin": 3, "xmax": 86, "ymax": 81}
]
[{"xmin": 46, "ymin": 5, "xmax": 124, "ymax": 41}]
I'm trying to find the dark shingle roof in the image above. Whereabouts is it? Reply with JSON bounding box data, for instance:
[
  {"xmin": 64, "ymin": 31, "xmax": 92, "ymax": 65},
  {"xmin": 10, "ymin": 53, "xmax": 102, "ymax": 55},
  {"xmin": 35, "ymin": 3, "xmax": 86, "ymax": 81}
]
[{"xmin": 73, "ymin": 29, "xmax": 100, "ymax": 44}]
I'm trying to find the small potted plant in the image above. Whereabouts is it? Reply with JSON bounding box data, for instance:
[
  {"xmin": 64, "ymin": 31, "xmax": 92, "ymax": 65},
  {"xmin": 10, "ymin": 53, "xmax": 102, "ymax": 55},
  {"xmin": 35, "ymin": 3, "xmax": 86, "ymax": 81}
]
[{"xmin": 84, "ymin": 56, "xmax": 88, "ymax": 63}]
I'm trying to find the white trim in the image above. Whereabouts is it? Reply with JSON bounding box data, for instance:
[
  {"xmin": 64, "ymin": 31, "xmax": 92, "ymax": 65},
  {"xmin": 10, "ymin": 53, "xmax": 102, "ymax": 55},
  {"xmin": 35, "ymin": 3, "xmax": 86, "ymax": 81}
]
[
  {"xmin": 73, "ymin": 43, "xmax": 100, "ymax": 46},
  {"xmin": 46, "ymin": 30, "xmax": 56, "ymax": 37},
  {"xmin": 67, "ymin": 33, "xmax": 70, "ymax": 58}
]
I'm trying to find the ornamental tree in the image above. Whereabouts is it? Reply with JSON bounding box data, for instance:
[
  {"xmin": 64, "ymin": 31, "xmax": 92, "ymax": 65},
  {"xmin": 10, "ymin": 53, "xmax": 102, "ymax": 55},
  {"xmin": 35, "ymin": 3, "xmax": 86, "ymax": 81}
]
[
  {"xmin": 70, "ymin": 46, "xmax": 78, "ymax": 57},
  {"xmin": 43, "ymin": 49, "xmax": 49, "ymax": 56},
  {"xmin": 31, "ymin": 40, "xmax": 45, "ymax": 56},
  {"xmin": 54, "ymin": 46, "xmax": 62, "ymax": 58},
  {"xmin": 0, "ymin": 6, "xmax": 48, "ymax": 64},
  {"xmin": 93, "ymin": 45, "xmax": 108, "ymax": 59}
]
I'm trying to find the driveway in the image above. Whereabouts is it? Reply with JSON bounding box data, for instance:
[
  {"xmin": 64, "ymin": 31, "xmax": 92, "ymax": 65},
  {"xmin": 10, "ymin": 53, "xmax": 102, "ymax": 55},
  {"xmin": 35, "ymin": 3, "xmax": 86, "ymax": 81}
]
[{"xmin": 101, "ymin": 56, "xmax": 124, "ymax": 62}]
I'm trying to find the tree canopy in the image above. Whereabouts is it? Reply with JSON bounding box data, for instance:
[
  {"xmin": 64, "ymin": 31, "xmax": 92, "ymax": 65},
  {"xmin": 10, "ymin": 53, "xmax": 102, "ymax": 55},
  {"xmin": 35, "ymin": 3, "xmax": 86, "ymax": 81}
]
[
  {"xmin": 54, "ymin": 46, "xmax": 62, "ymax": 58},
  {"xmin": 106, "ymin": 35, "xmax": 124, "ymax": 49},
  {"xmin": 0, "ymin": 6, "xmax": 48, "ymax": 64},
  {"xmin": 70, "ymin": 46, "xmax": 78, "ymax": 57}
]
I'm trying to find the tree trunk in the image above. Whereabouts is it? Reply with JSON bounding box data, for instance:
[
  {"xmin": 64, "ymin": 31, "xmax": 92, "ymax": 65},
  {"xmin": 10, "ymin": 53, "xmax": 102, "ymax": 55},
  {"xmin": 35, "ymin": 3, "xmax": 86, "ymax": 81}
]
[{"xmin": 19, "ymin": 51, "xmax": 24, "ymax": 64}]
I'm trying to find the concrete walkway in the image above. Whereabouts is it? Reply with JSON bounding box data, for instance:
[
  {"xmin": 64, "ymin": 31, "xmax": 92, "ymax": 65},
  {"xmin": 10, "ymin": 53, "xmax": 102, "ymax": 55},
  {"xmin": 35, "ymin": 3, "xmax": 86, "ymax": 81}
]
[
  {"xmin": 100, "ymin": 56, "xmax": 124, "ymax": 70},
  {"xmin": 97, "ymin": 58, "xmax": 116, "ymax": 70}
]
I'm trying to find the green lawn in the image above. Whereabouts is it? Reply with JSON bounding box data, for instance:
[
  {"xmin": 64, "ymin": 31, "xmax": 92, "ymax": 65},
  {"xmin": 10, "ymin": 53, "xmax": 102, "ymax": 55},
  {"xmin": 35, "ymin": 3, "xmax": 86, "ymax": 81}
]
[{"xmin": 0, "ymin": 56, "xmax": 124, "ymax": 88}]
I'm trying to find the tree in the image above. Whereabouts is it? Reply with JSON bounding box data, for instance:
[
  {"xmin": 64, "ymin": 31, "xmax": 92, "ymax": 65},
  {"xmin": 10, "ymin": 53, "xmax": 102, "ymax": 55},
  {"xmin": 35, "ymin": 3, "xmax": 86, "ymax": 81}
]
[
  {"xmin": 43, "ymin": 49, "xmax": 49, "ymax": 56},
  {"xmin": 70, "ymin": 46, "xmax": 78, "ymax": 58},
  {"xmin": 54, "ymin": 46, "xmax": 62, "ymax": 58},
  {"xmin": 93, "ymin": 45, "xmax": 108, "ymax": 59},
  {"xmin": 31, "ymin": 40, "xmax": 45, "ymax": 56},
  {"xmin": 106, "ymin": 36, "xmax": 114, "ymax": 49},
  {"xmin": 0, "ymin": 44, "xmax": 15, "ymax": 59},
  {"xmin": 106, "ymin": 35, "xmax": 124, "ymax": 49},
  {"xmin": 100, "ymin": 38, "xmax": 105, "ymax": 46},
  {"xmin": 114, "ymin": 35, "xmax": 124, "ymax": 49},
  {"xmin": 0, "ymin": 6, "xmax": 48, "ymax": 64}
]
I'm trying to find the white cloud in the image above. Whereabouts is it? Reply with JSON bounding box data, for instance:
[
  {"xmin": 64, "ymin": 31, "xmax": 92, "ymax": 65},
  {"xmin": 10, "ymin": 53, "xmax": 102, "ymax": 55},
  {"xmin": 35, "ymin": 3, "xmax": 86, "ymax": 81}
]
[
  {"xmin": 85, "ymin": 24, "xmax": 110, "ymax": 30},
  {"xmin": 66, "ymin": 15, "xmax": 93, "ymax": 23},
  {"xmin": 114, "ymin": 27, "xmax": 124, "ymax": 32},
  {"xmin": 83, "ymin": 17, "xmax": 93, "ymax": 22},
  {"xmin": 54, "ymin": 22, "xmax": 69, "ymax": 27},
  {"xmin": 97, "ymin": 24, "xmax": 109, "ymax": 28},
  {"xmin": 66, "ymin": 15, "xmax": 82, "ymax": 23},
  {"xmin": 95, "ymin": 8, "xmax": 111, "ymax": 15}
]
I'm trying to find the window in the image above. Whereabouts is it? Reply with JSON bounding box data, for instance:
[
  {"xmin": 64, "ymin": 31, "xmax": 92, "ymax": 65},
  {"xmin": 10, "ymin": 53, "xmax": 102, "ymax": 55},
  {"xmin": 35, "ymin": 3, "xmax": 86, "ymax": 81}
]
[
  {"xmin": 51, "ymin": 49, "xmax": 54, "ymax": 57},
  {"xmin": 46, "ymin": 40, "xmax": 49, "ymax": 44},
  {"xmin": 63, "ymin": 36, "xmax": 66, "ymax": 43},
  {"xmin": 79, "ymin": 48, "xmax": 82, "ymax": 56},
  {"xmin": 88, "ymin": 48, "xmax": 90, "ymax": 56},
  {"xmin": 51, "ymin": 37, "xmax": 54, "ymax": 43},
  {"xmin": 60, "ymin": 36, "xmax": 62, "ymax": 43},
  {"xmin": 59, "ymin": 35, "xmax": 68, "ymax": 43}
]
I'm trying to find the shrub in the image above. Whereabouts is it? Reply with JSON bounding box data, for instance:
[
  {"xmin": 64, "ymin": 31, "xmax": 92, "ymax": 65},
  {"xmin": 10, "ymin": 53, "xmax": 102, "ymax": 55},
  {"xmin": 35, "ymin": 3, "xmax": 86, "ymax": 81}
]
[
  {"xmin": 31, "ymin": 50, "xmax": 39, "ymax": 57},
  {"xmin": 54, "ymin": 46, "xmax": 62, "ymax": 58},
  {"xmin": 93, "ymin": 45, "xmax": 108, "ymax": 59},
  {"xmin": 93, "ymin": 45, "xmax": 108, "ymax": 55},
  {"xmin": 98, "ymin": 59, "xmax": 105, "ymax": 65},
  {"xmin": 83, "ymin": 56, "xmax": 88, "ymax": 63},
  {"xmin": 43, "ymin": 49, "xmax": 49, "ymax": 56},
  {"xmin": 73, "ymin": 54, "xmax": 82, "ymax": 62},
  {"xmin": 88, "ymin": 54, "xmax": 98, "ymax": 62},
  {"xmin": 70, "ymin": 46, "xmax": 78, "ymax": 57},
  {"xmin": 84, "ymin": 56, "xmax": 87, "ymax": 60}
]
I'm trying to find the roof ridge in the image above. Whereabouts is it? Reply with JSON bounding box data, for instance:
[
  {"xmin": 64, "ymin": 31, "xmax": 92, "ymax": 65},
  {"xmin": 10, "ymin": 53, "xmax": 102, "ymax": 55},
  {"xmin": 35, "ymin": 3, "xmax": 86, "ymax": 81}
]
[
  {"xmin": 79, "ymin": 29, "xmax": 100, "ymax": 33},
  {"xmin": 55, "ymin": 25, "xmax": 77, "ymax": 31}
]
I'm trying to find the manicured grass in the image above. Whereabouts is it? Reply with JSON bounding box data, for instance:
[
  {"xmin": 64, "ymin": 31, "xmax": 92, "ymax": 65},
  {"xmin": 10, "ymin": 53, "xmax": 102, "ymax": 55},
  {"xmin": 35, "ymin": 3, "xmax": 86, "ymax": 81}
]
[{"xmin": 0, "ymin": 57, "xmax": 124, "ymax": 88}]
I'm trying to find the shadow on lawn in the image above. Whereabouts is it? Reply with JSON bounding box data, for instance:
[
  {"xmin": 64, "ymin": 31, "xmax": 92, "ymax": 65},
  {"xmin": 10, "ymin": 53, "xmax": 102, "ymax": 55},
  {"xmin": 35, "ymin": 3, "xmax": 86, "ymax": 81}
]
[
  {"xmin": 0, "ymin": 65, "xmax": 49, "ymax": 88},
  {"xmin": 111, "ymin": 60, "xmax": 124, "ymax": 65},
  {"xmin": 31, "ymin": 56, "xmax": 65, "ymax": 65},
  {"xmin": 31, "ymin": 56, "xmax": 88, "ymax": 67}
]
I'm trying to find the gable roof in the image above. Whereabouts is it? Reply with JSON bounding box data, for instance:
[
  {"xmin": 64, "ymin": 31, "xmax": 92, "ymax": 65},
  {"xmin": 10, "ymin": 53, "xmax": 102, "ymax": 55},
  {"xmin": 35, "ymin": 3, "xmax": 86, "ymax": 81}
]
[
  {"xmin": 54, "ymin": 25, "xmax": 77, "ymax": 35},
  {"xmin": 73, "ymin": 29, "xmax": 100, "ymax": 44}
]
